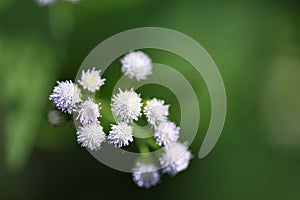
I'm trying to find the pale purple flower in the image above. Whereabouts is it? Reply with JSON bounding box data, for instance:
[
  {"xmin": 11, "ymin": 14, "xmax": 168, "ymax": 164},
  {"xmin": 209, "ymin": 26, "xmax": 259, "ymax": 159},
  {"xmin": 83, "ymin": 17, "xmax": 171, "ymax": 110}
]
[
  {"xmin": 144, "ymin": 98, "xmax": 169, "ymax": 126},
  {"xmin": 49, "ymin": 80, "xmax": 81, "ymax": 114},
  {"xmin": 78, "ymin": 67, "xmax": 106, "ymax": 92},
  {"xmin": 36, "ymin": 0, "xmax": 80, "ymax": 6},
  {"xmin": 108, "ymin": 122, "xmax": 134, "ymax": 148},
  {"xmin": 159, "ymin": 142, "xmax": 192, "ymax": 176},
  {"xmin": 75, "ymin": 98, "xmax": 101, "ymax": 125},
  {"xmin": 36, "ymin": 0, "xmax": 56, "ymax": 6},
  {"xmin": 76, "ymin": 123, "xmax": 106, "ymax": 151},
  {"xmin": 121, "ymin": 51, "xmax": 152, "ymax": 81},
  {"xmin": 47, "ymin": 110, "xmax": 62, "ymax": 126},
  {"xmin": 111, "ymin": 88, "xmax": 142, "ymax": 123},
  {"xmin": 154, "ymin": 121, "xmax": 179, "ymax": 147},
  {"xmin": 132, "ymin": 163, "xmax": 160, "ymax": 188}
]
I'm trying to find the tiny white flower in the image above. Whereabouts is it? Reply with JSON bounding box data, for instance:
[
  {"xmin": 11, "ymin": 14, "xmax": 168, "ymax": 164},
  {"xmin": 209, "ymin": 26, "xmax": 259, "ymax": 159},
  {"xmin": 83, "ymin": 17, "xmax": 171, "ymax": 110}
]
[
  {"xmin": 36, "ymin": 0, "xmax": 80, "ymax": 6},
  {"xmin": 36, "ymin": 0, "xmax": 56, "ymax": 6},
  {"xmin": 76, "ymin": 123, "xmax": 106, "ymax": 151},
  {"xmin": 159, "ymin": 142, "xmax": 192, "ymax": 176},
  {"xmin": 154, "ymin": 121, "xmax": 179, "ymax": 147},
  {"xmin": 121, "ymin": 51, "xmax": 152, "ymax": 81},
  {"xmin": 47, "ymin": 110, "xmax": 62, "ymax": 126},
  {"xmin": 132, "ymin": 163, "xmax": 160, "ymax": 188},
  {"xmin": 78, "ymin": 67, "xmax": 106, "ymax": 92},
  {"xmin": 111, "ymin": 88, "xmax": 142, "ymax": 123},
  {"xmin": 108, "ymin": 122, "xmax": 134, "ymax": 148},
  {"xmin": 49, "ymin": 80, "xmax": 81, "ymax": 114},
  {"xmin": 144, "ymin": 98, "xmax": 169, "ymax": 126},
  {"xmin": 76, "ymin": 98, "xmax": 101, "ymax": 125}
]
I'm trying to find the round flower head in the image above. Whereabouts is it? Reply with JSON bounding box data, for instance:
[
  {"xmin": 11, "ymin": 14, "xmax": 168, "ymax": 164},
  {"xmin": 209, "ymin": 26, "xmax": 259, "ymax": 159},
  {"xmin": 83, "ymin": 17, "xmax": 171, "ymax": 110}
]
[
  {"xmin": 78, "ymin": 67, "xmax": 106, "ymax": 92},
  {"xmin": 76, "ymin": 98, "xmax": 101, "ymax": 125},
  {"xmin": 132, "ymin": 163, "xmax": 160, "ymax": 188},
  {"xmin": 159, "ymin": 142, "xmax": 192, "ymax": 176},
  {"xmin": 121, "ymin": 51, "xmax": 152, "ymax": 81},
  {"xmin": 47, "ymin": 110, "xmax": 62, "ymax": 126},
  {"xmin": 108, "ymin": 122, "xmax": 134, "ymax": 148},
  {"xmin": 154, "ymin": 121, "xmax": 179, "ymax": 147},
  {"xmin": 36, "ymin": 0, "xmax": 80, "ymax": 6},
  {"xmin": 36, "ymin": 0, "xmax": 56, "ymax": 6},
  {"xmin": 76, "ymin": 123, "xmax": 106, "ymax": 151},
  {"xmin": 144, "ymin": 98, "xmax": 169, "ymax": 126},
  {"xmin": 49, "ymin": 80, "xmax": 81, "ymax": 114},
  {"xmin": 111, "ymin": 88, "xmax": 142, "ymax": 123}
]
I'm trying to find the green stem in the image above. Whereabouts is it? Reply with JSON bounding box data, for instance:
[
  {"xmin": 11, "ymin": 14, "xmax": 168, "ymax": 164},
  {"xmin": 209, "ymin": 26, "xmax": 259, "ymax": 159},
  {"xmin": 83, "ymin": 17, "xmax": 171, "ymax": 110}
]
[
  {"xmin": 136, "ymin": 138, "xmax": 149, "ymax": 154},
  {"xmin": 146, "ymin": 138, "xmax": 161, "ymax": 150}
]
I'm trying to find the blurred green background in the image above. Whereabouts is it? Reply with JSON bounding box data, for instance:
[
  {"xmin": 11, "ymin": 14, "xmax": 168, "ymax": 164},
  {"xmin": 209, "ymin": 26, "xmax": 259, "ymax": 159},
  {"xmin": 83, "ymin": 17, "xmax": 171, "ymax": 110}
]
[{"xmin": 0, "ymin": 0, "xmax": 300, "ymax": 199}]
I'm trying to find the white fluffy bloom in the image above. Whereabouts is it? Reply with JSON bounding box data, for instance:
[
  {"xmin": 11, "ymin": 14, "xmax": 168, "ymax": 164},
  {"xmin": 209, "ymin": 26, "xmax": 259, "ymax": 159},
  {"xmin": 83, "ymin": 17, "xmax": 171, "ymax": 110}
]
[
  {"xmin": 78, "ymin": 67, "xmax": 106, "ymax": 92},
  {"xmin": 154, "ymin": 121, "xmax": 179, "ymax": 147},
  {"xmin": 132, "ymin": 163, "xmax": 160, "ymax": 188},
  {"xmin": 76, "ymin": 123, "xmax": 106, "ymax": 151},
  {"xmin": 111, "ymin": 88, "xmax": 142, "ymax": 123},
  {"xmin": 144, "ymin": 98, "xmax": 169, "ymax": 126},
  {"xmin": 108, "ymin": 122, "xmax": 134, "ymax": 148},
  {"xmin": 49, "ymin": 80, "xmax": 81, "ymax": 114},
  {"xmin": 76, "ymin": 98, "xmax": 101, "ymax": 125},
  {"xmin": 159, "ymin": 142, "xmax": 192, "ymax": 176},
  {"xmin": 36, "ymin": 0, "xmax": 80, "ymax": 6},
  {"xmin": 36, "ymin": 0, "xmax": 56, "ymax": 6},
  {"xmin": 47, "ymin": 110, "xmax": 62, "ymax": 126},
  {"xmin": 121, "ymin": 51, "xmax": 152, "ymax": 81}
]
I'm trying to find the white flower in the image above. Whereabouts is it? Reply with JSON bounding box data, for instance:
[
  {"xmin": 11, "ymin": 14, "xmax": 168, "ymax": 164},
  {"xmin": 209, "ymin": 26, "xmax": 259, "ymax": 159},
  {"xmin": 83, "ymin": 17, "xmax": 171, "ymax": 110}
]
[
  {"xmin": 47, "ymin": 110, "xmax": 62, "ymax": 126},
  {"xmin": 132, "ymin": 163, "xmax": 160, "ymax": 188},
  {"xmin": 111, "ymin": 88, "xmax": 142, "ymax": 123},
  {"xmin": 154, "ymin": 121, "xmax": 179, "ymax": 147},
  {"xmin": 76, "ymin": 98, "xmax": 101, "ymax": 125},
  {"xmin": 144, "ymin": 98, "xmax": 169, "ymax": 126},
  {"xmin": 159, "ymin": 142, "xmax": 192, "ymax": 176},
  {"xmin": 76, "ymin": 123, "xmax": 106, "ymax": 151},
  {"xmin": 108, "ymin": 122, "xmax": 134, "ymax": 148},
  {"xmin": 36, "ymin": 0, "xmax": 80, "ymax": 6},
  {"xmin": 121, "ymin": 51, "xmax": 152, "ymax": 81},
  {"xmin": 36, "ymin": 0, "xmax": 56, "ymax": 6},
  {"xmin": 78, "ymin": 67, "xmax": 106, "ymax": 92},
  {"xmin": 49, "ymin": 80, "xmax": 81, "ymax": 114}
]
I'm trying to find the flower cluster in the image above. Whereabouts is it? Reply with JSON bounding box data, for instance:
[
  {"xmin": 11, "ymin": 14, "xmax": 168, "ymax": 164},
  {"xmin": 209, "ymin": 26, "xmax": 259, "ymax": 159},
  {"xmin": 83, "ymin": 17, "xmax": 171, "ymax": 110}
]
[
  {"xmin": 131, "ymin": 92, "xmax": 192, "ymax": 188},
  {"xmin": 49, "ymin": 51, "xmax": 192, "ymax": 188},
  {"xmin": 49, "ymin": 68, "xmax": 106, "ymax": 150}
]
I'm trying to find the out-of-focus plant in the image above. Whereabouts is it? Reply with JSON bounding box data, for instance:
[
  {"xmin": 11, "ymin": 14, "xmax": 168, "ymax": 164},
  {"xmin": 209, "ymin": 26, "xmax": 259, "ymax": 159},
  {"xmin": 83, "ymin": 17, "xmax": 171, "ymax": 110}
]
[
  {"xmin": 0, "ymin": 0, "xmax": 78, "ymax": 171},
  {"xmin": 0, "ymin": 36, "xmax": 58, "ymax": 171}
]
